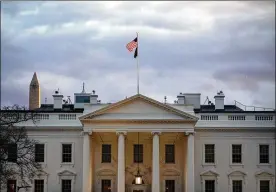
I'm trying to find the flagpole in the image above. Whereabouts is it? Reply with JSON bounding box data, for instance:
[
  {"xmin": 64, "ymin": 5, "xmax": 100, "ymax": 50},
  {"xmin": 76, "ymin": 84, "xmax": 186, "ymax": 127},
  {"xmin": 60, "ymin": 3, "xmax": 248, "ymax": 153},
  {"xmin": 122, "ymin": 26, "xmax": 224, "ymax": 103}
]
[{"xmin": 136, "ymin": 32, "xmax": 140, "ymax": 94}]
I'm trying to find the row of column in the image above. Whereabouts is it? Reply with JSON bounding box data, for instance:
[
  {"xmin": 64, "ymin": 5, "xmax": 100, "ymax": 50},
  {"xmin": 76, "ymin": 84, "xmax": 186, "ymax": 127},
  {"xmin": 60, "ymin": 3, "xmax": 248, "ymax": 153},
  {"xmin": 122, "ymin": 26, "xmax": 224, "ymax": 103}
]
[{"xmin": 82, "ymin": 131, "xmax": 195, "ymax": 192}]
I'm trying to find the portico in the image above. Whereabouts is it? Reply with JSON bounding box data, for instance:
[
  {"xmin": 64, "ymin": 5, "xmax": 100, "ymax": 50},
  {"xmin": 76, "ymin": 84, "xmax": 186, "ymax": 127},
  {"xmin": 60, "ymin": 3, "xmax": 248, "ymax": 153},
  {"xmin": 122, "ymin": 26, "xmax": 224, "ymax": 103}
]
[{"xmin": 79, "ymin": 94, "xmax": 198, "ymax": 192}]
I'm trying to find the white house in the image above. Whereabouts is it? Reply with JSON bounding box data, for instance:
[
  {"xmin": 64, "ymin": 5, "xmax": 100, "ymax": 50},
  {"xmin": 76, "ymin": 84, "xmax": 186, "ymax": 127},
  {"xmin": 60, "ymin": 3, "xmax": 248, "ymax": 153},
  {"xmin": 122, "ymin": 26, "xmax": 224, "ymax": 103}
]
[{"xmin": 3, "ymin": 72, "xmax": 275, "ymax": 192}]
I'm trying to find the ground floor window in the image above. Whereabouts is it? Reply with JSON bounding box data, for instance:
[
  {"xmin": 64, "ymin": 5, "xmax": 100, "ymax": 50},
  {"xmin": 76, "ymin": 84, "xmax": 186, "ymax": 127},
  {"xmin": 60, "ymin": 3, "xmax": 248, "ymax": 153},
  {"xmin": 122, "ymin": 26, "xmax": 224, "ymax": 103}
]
[
  {"xmin": 165, "ymin": 180, "xmax": 175, "ymax": 192},
  {"xmin": 62, "ymin": 180, "xmax": 72, "ymax": 192},
  {"xmin": 34, "ymin": 180, "xmax": 44, "ymax": 192},
  {"xmin": 205, "ymin": 180, "xmax": 215, "ymax": 192},
  {"xmin": 101, "ymin": 179, "xmax": 111, "ymax": 192},
  {"xmin": 260, "ymin": 180, "xmax": 270, "ymax": 192},
  {"xmin": 7, "ymin": 180, "xmax": 16, "ymax": 192},
  {"xmin": 232, "ymin": 180, "xmax": 242, "ymax": 192}
]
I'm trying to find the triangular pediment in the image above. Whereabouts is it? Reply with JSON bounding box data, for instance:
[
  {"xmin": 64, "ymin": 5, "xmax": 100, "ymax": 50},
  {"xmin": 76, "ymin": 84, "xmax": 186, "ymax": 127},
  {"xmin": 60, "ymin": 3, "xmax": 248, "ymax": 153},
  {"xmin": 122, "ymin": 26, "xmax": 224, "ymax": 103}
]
[
  {"xmin": 79, "ymin": 94, "xmax": 198, "ymax": 121},
  {"xmin": 255, "ymin": 170, "xmax": 274, "ymax": 177},
  {"xmin": 200, "ymin": 170, "xmax": 219, "ymax": 176},
  {"xmin": 57, "ymin": 170, "xmax": 76, "ymax": 176}
]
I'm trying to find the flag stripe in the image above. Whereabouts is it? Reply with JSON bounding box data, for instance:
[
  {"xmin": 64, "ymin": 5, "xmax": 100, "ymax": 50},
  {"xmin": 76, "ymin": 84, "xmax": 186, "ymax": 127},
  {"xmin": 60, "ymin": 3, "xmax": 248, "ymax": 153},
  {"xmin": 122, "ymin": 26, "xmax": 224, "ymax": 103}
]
[{"xmin": 126, "ymin": 37, "xmax": 138, "ymax": 52}]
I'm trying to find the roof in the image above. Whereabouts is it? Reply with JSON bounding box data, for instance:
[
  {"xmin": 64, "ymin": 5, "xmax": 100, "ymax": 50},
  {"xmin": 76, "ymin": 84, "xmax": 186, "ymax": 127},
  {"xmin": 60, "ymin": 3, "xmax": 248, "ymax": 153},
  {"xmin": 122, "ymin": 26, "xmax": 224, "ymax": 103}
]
[{"xmin": 194, "ymin": 105, "xmax": 275, "ymax": 113}]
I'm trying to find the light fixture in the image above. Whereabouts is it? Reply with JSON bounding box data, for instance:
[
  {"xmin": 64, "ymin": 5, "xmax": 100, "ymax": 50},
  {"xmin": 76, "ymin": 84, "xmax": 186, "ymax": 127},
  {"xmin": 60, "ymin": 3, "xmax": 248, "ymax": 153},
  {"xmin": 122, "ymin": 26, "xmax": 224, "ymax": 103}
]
[
  {"xmin": 134, "ymin": 132, "xmax": 142, "ymax": 185},
  {"xmin": 135, "ymin": 169, "xmax": 142, "ymax": 185}
]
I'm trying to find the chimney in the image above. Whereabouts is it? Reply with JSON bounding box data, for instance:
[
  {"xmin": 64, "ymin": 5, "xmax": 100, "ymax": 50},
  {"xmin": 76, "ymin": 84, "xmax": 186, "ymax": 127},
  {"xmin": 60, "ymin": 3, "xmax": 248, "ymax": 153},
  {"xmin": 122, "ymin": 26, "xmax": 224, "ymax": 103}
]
[
  {"xmin": 183, "ymin": 93, "xmax": 201, "ymax": 109},
  {"xmin": 177, "ymin": 93, "xmax": 185, "ymax": 104},
  {"xmin": 214, "ymin": 91, "xmax": 225, "ymax": 110},
  {"xmin": 90, "ymin": 90, "xmax": 98, "ymax": 104},
  {"xmin": 53, "ymin": 90, "xmax": 63, "ymax": 109}
]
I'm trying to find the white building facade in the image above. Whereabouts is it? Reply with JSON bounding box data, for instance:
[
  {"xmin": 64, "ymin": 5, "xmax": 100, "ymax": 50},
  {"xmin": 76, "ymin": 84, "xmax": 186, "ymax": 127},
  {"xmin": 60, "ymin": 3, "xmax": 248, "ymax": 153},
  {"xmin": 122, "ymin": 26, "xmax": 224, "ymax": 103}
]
[{"xmin": 2, "ymin": 74, "xmax": 275, "ymax": 192}]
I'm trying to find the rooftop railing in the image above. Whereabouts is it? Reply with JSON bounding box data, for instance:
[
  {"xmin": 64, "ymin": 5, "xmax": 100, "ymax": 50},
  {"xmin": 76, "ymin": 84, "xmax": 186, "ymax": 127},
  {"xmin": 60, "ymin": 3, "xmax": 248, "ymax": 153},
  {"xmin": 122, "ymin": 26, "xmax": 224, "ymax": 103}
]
[{"xmin": 234, "ymin": 100, "xmax": 275, "ymax": 111}]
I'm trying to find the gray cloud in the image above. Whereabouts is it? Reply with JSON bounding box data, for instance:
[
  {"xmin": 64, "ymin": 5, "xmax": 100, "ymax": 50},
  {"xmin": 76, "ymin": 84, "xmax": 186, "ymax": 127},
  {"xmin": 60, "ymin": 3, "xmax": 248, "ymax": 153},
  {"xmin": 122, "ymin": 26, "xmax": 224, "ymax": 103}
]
[{"xmin": 1, "ymin": 1, "xmax": 275, "ymax": 108}]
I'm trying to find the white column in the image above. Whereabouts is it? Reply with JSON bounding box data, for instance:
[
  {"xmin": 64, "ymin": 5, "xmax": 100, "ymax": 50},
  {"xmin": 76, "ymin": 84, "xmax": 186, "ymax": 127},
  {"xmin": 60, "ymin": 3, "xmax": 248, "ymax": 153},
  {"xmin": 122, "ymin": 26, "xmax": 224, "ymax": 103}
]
[
  {"xmin": 186, "ymin": 132, "xmax": 195, "ymax": 192},
  {"xmin": 152, "ymin": 132, "xmax": 161, "ymax": 192},
  {"xmin": 117, "ymin": 132, "xmax": 126, "ymax": 192},
  {"xmin": 82, "ymin": 131, "xmax": 92, "ymax": 192}
]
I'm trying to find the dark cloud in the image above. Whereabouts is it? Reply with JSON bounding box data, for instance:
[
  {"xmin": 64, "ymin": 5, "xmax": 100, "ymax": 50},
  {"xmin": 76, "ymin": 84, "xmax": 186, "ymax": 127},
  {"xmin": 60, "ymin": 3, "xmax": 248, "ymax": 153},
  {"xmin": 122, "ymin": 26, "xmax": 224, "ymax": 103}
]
[{"xmin": 1, "ymin": 1, "xmax": 275, "ymax": 108}]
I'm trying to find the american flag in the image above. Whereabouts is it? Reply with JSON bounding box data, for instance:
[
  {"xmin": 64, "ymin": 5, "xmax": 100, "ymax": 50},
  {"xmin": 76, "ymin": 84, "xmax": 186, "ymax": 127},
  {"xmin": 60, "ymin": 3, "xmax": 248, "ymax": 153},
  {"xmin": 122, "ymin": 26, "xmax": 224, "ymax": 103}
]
[{"xmin": 126, "ymin": 37, "xmax": 138, "ymax": 52}]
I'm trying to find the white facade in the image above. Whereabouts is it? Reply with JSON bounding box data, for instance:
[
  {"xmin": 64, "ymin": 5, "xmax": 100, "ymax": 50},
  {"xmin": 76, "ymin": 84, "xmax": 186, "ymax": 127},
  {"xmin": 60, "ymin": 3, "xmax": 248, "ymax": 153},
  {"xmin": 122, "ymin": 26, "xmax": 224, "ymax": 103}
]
[{"xmin": 3, "ymin": 91, "xmax": 275, "ymax": 192}]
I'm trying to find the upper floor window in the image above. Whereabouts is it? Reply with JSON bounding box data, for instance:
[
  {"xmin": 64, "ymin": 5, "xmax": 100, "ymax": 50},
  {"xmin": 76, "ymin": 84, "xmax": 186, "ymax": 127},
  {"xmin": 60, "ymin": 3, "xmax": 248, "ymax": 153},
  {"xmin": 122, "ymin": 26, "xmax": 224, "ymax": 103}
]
[
  {"xmin": 34, "ymin": 180, "xmax": 44, "ymax": 192},
  {"xmin": 232, "ymin": 144, "xmax": 242, "ymax": 163},
  {"xmin": 62, "ymin": 144, "xmax": 72, "ymax": 163},
  {"xmin": 8, "ymin": 144, "xmax": 17, "ymax": 162},
  {"xmin": 259, "ymin": 145, "xmax": 269, "ymax": 164},
  {"xmin": 205, "ymin": 144, "xmax": 215, "ymax": 163},
  {"xmin": 133, "ymin": 144, "xmax": 143, "ymax": 163},
  {"xmin": 35, "ymin": 144, "xmax": 45, "ymax": 163},
  {"xmin": 165, "ymin": 144, "xmax": 175, "ymax": 163},
  {"xmin": 228, "ymin": 115, "xmax": 245, "ymax": 121},
  {"xmin": 201, "ymin": 115, "xmax": 218, "ymax": 120},
  {"xmin": 102, "ymin": 144, "xmax": 111, "ymax": 163}
]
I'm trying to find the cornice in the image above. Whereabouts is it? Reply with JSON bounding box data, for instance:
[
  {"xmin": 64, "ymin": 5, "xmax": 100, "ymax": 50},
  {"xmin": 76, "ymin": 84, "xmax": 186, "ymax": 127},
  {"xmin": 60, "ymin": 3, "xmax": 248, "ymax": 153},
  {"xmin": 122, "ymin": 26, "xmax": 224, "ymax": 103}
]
[{"xmin": 81, "ymin": 119, "xmax": 196, "ymax": 124}]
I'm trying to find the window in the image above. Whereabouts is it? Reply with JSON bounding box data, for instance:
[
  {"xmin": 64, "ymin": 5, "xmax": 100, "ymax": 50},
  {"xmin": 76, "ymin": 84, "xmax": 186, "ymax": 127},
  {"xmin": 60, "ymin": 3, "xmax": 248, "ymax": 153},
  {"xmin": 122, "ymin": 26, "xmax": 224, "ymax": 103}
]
[
  {"xmin": 102, "ymin": 144, "xmax": 111, "ymax": 163},
  {"xmin": 62, "ymin": 144, "xmax": 72, "ymax": 163},
  {"xmin": 101, "ymin": 179, "xmax": 111, "ymax": 192},
  {"xmin": 260, "ymin": 180, "xmax": 270, "ymax": 192},
  {"xmin": 165, "ymin": 180, "xmax": 175, "ymax": 192},
  {"xmin": 62, "ymin": 180, "xmax": 71, "ymax": 192},
  {"xmin": 35, "ymin": 144, "xmax": 45, "ymax": 162},
  {"xmin": 8, "ymin": 144, "xmax": 17, "ymax": 162},
  {"xmin": 75, "ymin": 96, "xmax": 90, "ymax": 103},
  {"xmin": 165, "ymin": 144, "xmax": 175, "ymax": 163},
  {"xmin": 259, "ymin": 145, "xmax": 269, "ymax": 164},
  {"xmin": 232, "ymin": 145, "xmax": 242, "ymax": 163},
  {"xmin": 7, "ymin": 180, "xmax": 16, "ymax": 192},
  {"xmin": 205, "ymin": 180, "xmax": 215, "ymax": 192},
  {"xmin": 134, "ymin": 144, "xmax": 143, "ymax": 163},
  {"xmin": 34, "ymin": 180, "xmax": 44, "ymax": 192},
  {"xmin": 232, "ymin": 180, "xmax": 242, "ymax": 192},
  {"xmin": 205, "ymin": 144, "xmax": 215, "ymax": 163}
]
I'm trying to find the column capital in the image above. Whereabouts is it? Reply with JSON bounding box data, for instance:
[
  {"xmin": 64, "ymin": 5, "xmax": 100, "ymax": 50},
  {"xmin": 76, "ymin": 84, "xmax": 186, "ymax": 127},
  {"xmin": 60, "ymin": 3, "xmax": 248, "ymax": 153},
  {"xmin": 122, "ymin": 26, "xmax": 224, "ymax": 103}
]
[
  {"xmin": 116, "ymin": 131, "xmax": 127, "ymax": 136},
  {"xmin": 81, "ymin": 131, "xmax": 92, "ymax": 136},
  {"xmin": 151, "ymin": 131, "xmax": 161, "ymax": 136},
  {"xmin": 185, "ymin": 131, "xmax": 195, "ymax": 136}
]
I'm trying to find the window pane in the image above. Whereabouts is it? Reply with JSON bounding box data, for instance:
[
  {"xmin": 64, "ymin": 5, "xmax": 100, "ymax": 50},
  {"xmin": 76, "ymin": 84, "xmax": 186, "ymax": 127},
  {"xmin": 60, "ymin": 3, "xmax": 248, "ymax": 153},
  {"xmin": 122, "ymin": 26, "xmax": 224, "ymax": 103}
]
[
  {"xmin": 34, "ymin": 180, "xmax": 44, "ymax": 192},
  {"xmin": 8, "ymin": 144, "xmax": 17, "ymax": 162},
  {"xmin": 165, "ymin": 145, "xmax": 175, "ymax": 163},
  {"xmin": 102, "ymin": 145, "xmax": 111, "ymax": 163},
  {"xmin": 205, "ymin": 180, "xmax": 215, "ymax": 192},
  {"xmin": 205, "ymin": 144, "xmax": 215, "ymax": 163},
  {"xmin": 35, "ymin": 144, "xmax": 45, "ymax": 162},
  {"xmin": 259, "ymin": 145, "xmax": 269, "ymax": 164},
  {"xmin": 62, "ymin": 144, "xmax": 72, "ymax": 163},
  {"xmin": 7, "ymin": 180, "xmax": 16, "ymax": 192},
  {"xmin": 260, "ymin": 180, "xmax": 270, "ymax": 192},
  {"xmin": 232, "ymin": 180, "xmax": 242, "ymax": 192},
  {"xmin": 101, "ymin": 180, "xmax": 111, "ymax": 192},
  {"xmin": 62, "ymin": 180, "xmax": 71, "ymax": 192},
  {"xmin": 232, "ymin": 145, "xmax": 242, "ymax": 163},
  {"xmin": 134, "ymin": 144, "xmax": 143, "ymax": 163}
]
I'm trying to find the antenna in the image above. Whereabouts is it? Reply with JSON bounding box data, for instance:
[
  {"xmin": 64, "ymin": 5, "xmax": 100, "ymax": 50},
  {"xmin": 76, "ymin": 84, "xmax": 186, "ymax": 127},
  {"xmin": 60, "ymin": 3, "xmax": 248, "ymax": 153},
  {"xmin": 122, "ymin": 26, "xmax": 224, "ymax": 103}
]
[
  {"xmin": 45, "ymin": 97, "xmax": 47, "ymax": 104},
  {"xmin": 164, "ymin": 96, "xmax": 167, "ymax": 104}
]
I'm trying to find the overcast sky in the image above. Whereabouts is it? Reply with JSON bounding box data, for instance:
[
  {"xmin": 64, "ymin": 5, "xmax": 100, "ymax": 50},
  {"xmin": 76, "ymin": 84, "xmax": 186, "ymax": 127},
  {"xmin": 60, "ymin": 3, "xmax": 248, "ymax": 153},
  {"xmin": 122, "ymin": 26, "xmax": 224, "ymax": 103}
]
[{"xmin": 1, "ymin": 1, "xmax": 275, "ymax": 108}]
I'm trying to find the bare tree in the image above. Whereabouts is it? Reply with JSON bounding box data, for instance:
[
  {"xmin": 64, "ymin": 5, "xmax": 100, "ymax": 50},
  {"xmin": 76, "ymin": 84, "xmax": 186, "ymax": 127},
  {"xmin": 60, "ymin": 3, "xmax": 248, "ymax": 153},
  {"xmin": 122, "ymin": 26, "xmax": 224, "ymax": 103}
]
[{"xmin": 0, "ymin": 105, "xmax": 42, "ymax": 191}]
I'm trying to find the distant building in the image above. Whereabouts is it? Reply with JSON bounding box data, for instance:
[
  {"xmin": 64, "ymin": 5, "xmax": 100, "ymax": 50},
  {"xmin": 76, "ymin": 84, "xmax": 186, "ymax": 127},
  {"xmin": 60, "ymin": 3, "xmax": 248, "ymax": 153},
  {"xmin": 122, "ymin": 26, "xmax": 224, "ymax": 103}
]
[{"xmin": 3, "ymin": 72, "xmax": 275, "ymax": 192}]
